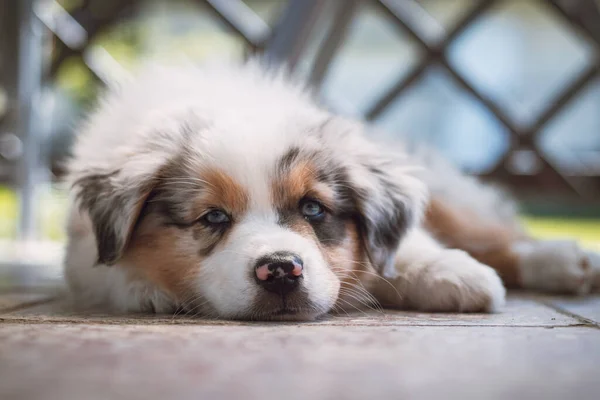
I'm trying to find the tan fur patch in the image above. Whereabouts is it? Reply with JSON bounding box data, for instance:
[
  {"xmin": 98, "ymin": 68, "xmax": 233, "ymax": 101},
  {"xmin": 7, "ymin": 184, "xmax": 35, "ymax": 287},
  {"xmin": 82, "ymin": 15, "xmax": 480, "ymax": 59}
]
[
  {"xmin": 424, "ymin": 197, "xmax": 525, "ymax": 287},
  {"xmin": 194, "ymin": 168, "xmax": 249, "ymax": 218},
  {"xmin": 123, "ymin": 167, "xmax": 250, "ymax": 301},
  {"xmin": 123, "ymin": 215, "xmax": 202, "ymax": 300},
  {"xmin": 272, "ymin": 161, "xmax": 335, "ymax": 211}
]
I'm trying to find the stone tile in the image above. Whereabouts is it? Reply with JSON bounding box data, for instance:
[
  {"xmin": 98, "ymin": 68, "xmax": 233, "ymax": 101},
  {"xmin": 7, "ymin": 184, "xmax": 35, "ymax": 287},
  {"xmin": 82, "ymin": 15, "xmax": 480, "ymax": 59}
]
[
  {"xmin": 0, "ymin": 292, "xmax": 56, "ymax": 313},
  {"xmin": 544, "ymin": 295, "xmax": 600, "ymax": 325},
  {"xmin": 1, "ymin": 323, "xmax": 599, "ymax": 400},
  {"xmin": 0, "ymin": 294, "xmax": 581, "ymax": 327}
]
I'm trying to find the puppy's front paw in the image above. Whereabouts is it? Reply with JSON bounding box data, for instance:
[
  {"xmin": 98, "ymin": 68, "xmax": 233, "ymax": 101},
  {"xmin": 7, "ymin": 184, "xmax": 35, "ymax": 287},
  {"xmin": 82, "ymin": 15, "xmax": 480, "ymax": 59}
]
[
  {"xmin": 409, "ymin": 250, "xmax": 506, "ymax": 313},
  {"xmin": 514, "ymin": 240, "xmax": 600, "ymax": 295}
]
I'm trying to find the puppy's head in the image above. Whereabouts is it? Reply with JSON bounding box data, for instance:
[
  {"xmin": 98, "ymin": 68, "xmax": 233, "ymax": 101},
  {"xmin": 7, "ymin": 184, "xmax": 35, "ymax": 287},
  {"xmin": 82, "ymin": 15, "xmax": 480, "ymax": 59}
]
[{"xmin": 73, "ymin": 104, "xmax": 425, "ymax": 320}]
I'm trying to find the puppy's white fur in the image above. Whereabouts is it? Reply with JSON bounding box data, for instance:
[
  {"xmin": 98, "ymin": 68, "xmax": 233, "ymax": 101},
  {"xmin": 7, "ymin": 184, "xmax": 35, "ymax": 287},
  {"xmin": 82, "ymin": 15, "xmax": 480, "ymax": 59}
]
[{"xmin": 64, "ymin": 60, "xmax": 598, "ymax": 318}]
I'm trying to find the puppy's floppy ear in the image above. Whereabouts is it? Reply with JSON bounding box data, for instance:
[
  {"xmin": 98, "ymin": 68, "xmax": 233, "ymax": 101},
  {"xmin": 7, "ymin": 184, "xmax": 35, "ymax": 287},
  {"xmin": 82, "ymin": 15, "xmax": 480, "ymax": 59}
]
[
  {"xmin": 356, "ymin": 170, "xmax": 425, "ymax": 278},
  {"xmin": 322, "ymin": 118, "xmax": 428, "ymax": 278},
  {"xmin": 73, "ymin": 169, "xmax": 158, "ymax": 266},
  {"xmin": 69, "ymin": 107, "xmax": 204, "ymax": 266}
]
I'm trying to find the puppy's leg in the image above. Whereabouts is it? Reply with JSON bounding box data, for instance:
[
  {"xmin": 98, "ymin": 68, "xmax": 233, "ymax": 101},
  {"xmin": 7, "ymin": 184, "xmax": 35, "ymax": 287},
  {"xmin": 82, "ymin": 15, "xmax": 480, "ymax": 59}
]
[
  {"xmin": 425, "ymin": 196, "xmax": 600, "ymax": 295},
  {"xmin": 372, "ymin": 228, "xmax": 506, "ymax": 313},
  {"xmin": 511, "ymin": 240, "xmax": 600, "ymax": 295},
  {"xmin": 472, "ymin": 239, "xmax": 600, "ymax": 295}
]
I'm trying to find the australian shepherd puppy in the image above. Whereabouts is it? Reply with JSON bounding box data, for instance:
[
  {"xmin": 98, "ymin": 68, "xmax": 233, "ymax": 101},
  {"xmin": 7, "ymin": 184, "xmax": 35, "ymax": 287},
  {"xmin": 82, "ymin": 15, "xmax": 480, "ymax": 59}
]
[{"xmin": 64, "ymin": 60, "xmax": 600, "ymax": 320}]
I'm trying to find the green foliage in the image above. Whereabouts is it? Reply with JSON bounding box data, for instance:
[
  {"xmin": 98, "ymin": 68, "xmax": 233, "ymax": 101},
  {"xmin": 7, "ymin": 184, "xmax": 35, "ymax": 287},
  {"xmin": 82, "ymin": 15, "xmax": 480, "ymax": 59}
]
[{"xmin": 0, "ymin": 185, "xmax": 68, "ymax": 242}]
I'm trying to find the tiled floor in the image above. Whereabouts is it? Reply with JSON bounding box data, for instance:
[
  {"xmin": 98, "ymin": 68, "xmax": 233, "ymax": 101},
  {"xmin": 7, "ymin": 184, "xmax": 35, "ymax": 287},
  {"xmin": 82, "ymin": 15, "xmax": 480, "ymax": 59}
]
[{"xmin": 1, "ymin": 292, "xmax": 599, "ymax": 400}]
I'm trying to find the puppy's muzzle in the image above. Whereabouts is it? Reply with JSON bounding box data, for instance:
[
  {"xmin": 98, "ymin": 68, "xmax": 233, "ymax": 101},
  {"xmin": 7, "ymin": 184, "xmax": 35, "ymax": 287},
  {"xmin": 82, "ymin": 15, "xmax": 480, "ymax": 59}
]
[{"xmin": 255, "ymin": 252, "xmax": 303, "ymax": 297}]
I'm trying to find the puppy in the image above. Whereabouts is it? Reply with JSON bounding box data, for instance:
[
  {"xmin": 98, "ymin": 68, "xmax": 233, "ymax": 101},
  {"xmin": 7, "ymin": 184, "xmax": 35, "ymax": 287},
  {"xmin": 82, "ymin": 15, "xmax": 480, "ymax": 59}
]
[{"xmin": 64, "ymin": 60, "xmax": 600, "ymax": 320}]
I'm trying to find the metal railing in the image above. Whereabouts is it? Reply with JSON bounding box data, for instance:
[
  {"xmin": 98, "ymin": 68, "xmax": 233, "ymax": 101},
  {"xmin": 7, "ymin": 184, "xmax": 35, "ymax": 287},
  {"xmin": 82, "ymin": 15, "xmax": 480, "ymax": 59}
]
[
  {"xmin": 363, "ymin": 0, "xmax": 600, "ymax": 199},
  {"xmin": 2, "ymin": 0, "xmax": 600, "ymax": 239}
]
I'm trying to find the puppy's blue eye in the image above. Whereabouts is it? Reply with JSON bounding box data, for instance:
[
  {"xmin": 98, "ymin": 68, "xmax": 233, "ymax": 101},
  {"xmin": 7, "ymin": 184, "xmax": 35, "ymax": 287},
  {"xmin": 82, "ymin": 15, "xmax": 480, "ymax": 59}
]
[
  {"xmin": 204, "ymin": 210, "xmax": 230, "ymax": 224},
  {"xmin": 301, "ymin": 200, "xmax": 325, "ymax": 220}
]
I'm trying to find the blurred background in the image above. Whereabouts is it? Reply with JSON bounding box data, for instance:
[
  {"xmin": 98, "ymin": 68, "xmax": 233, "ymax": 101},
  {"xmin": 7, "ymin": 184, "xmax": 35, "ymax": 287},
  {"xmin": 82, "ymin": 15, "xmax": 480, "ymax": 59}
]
[{"xmin": 1, "ymin": 0, "xmax": 599, "ymax": 288}]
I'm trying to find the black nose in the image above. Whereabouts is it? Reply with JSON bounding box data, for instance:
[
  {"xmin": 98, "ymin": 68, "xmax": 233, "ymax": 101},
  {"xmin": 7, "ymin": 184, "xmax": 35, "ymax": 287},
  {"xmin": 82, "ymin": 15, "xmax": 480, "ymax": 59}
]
[{"xmin": 255, "ymin": 252, "xmax": 304, "ymax": 296}]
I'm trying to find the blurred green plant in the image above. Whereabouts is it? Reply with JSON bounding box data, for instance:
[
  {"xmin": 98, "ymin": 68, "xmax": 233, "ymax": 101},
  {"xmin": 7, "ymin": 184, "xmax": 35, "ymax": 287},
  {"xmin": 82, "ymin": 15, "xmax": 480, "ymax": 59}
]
[
  {"xmin": 0, "ymin": 185, "xmax": 68, "ymax": 242},
  {"xmin": 55, "ymin": 56, "xmax": 99, "ymax": 107},
  {"xmin": 0, "ymin": 186, "xmax": 17, "ymax": 239},
  {"xmin": 56, "ymin": 0, "xmax": 85, "ymax": 13}
]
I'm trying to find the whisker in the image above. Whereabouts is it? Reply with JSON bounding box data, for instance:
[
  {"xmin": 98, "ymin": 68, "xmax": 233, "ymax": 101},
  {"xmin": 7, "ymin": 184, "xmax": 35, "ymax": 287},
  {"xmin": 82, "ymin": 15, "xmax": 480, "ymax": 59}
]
[
  {"xmin": 335, "ymin": 297, "xmax": 371, "ymax": 317},
  {"xmin": 329, "ymin": 262, "xmax": 404, "ymax": 303},
  {"xmin": 330, "ymin": 303, "xmax": 351, "ymax": 317},
  {"xmin": 338, "ymin": 285, "xmax": 383, "ymax": 313},
  {"xmin": 339, "ymin": 283, "xmax": 382, "ymax": 311}
]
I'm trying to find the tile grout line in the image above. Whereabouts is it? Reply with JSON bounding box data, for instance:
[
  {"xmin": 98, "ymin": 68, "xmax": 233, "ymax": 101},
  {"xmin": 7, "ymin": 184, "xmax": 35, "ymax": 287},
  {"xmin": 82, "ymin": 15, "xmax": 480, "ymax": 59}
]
[
  {"xmin": 0, "ymin": 297, "xmax": 59, "ymax": 315},
  {"xmin": 536, "ymin": 300, "xmax": 600, "ymax": 329},
  {"xmin": 0, "ymin": 317, "xmax": 593, "ymax": 328}
]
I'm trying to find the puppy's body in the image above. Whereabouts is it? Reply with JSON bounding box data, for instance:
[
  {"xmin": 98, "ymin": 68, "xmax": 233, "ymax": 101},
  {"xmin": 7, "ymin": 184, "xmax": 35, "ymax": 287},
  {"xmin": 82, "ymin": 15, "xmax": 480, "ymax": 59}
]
[{"xmin": 64, "ymin": 61, "xmax": 600, "ymax": 319}]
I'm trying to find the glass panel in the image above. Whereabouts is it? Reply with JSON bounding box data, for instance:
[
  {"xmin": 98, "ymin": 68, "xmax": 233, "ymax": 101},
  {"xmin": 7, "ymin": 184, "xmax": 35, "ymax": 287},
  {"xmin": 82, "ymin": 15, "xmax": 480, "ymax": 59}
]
[
  {"xmin": 293, "ymin": 1, "xmax": 341, "ymax": 82},
  {"xmin": 375, "ymin": 67, "xmax": 510, "ymax": 173},
  {"xmin": 416, "ymin": 0, "xmax": 475, "ymax": 31},
  {"xmin": 448, "ymin": 0, "xmax": 594, "ymax": 127},
  {"xmin": 319, "ymin": 2, "xmax": 422, "ymax": 115},
  {"xmin": 538, "ymin": 78, "xmax": 600, "ymax": 176},
  {"xmin": 243, "ymin": 0, "xmax": 285, "ymax": 27}
]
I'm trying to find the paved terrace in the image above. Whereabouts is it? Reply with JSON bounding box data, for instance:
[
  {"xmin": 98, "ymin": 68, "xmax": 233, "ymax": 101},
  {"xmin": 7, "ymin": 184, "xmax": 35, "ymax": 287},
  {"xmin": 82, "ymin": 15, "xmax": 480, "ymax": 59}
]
[{"xmin": 1, "ymin": 291, "xmax": 599, "ymax": 400}]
